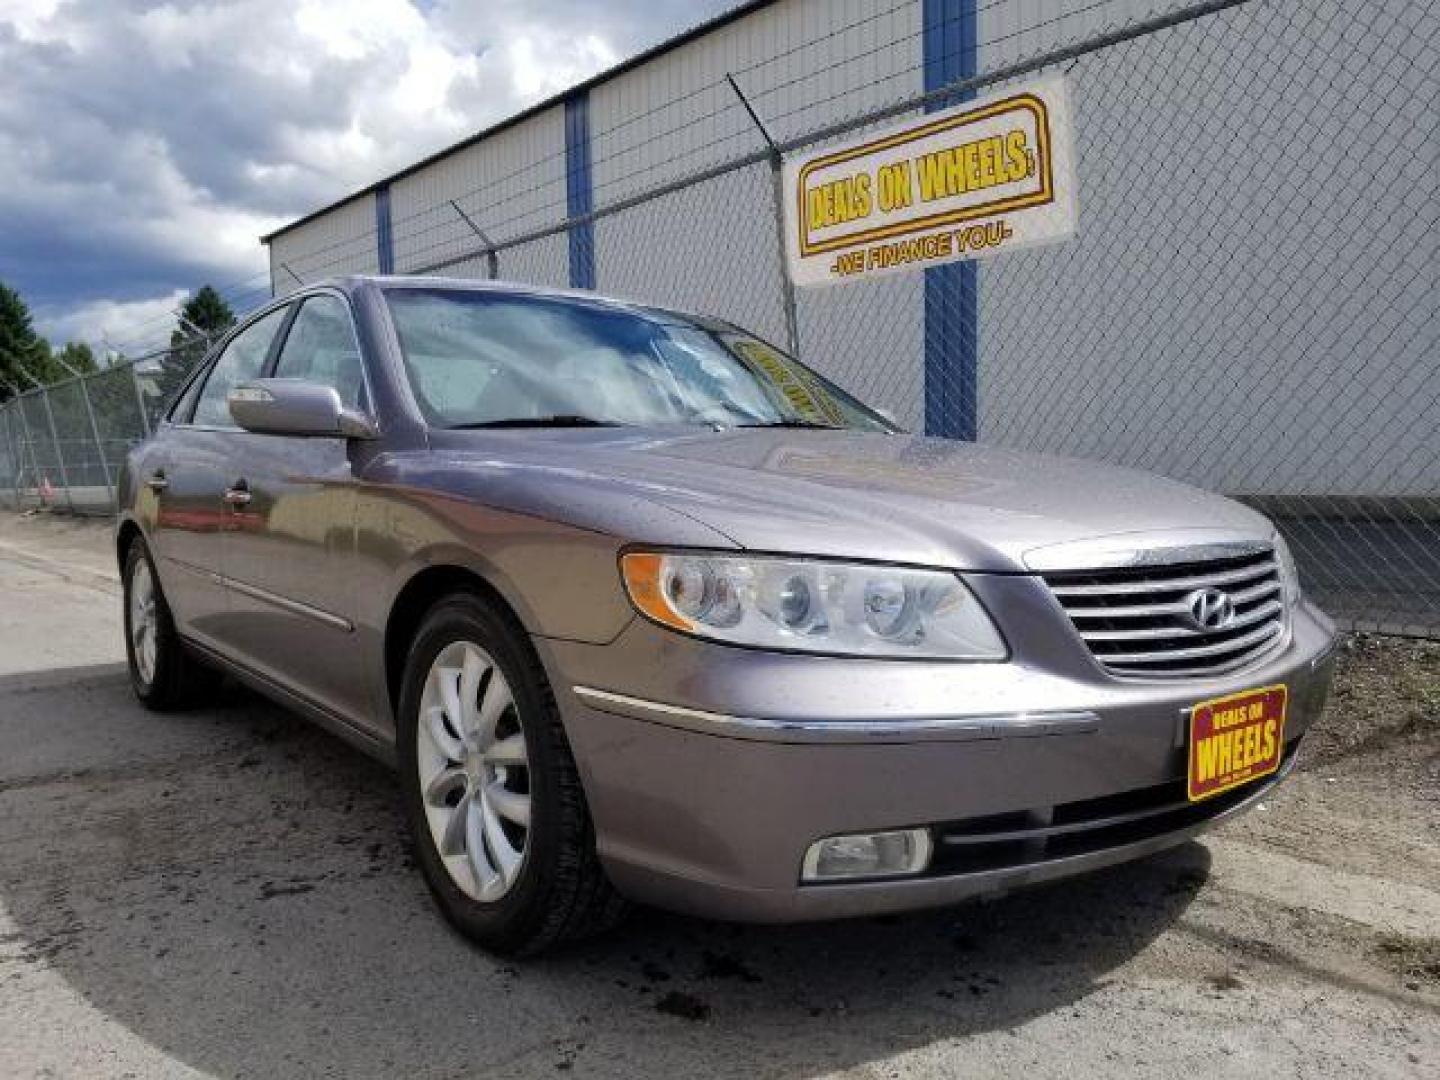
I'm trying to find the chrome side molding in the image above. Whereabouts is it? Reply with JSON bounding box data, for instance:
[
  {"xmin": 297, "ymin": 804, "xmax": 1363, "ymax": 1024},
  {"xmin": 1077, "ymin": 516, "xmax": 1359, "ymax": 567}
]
[
  {"xmin": 225, "ymin": 576, "xmax": 354, "ymax": 633},
  {"xmin": 571, "ymin": 685, "xmax": 1098, "ymax": 745}
]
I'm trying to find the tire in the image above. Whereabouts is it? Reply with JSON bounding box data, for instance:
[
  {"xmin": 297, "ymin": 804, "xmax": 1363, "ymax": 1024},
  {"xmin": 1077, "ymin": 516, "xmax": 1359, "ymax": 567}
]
[
  {"xmin": 122, "ymin": 537, "xmax": 221, "ymax": 710},
  {"xmin": 397, "ymin": 591, "xmax": 626, "ymax": 955}
]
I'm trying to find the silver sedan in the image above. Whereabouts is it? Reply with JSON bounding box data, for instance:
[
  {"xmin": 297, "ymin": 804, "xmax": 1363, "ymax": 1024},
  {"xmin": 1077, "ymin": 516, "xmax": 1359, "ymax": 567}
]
[{"xmin": 117, "ymin": 276, "xmax": 1337, "ymax": 954}]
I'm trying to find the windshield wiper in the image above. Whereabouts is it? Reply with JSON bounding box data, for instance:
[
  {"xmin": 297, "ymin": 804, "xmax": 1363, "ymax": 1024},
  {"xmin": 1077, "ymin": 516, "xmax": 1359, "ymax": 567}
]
[
  {"xmin": 450, "ymin": 415, "xmax": 624, "ymax": 429},
  {"xmin": 735, "ymin": 419, "xmax": 843, "ymax": 430}
]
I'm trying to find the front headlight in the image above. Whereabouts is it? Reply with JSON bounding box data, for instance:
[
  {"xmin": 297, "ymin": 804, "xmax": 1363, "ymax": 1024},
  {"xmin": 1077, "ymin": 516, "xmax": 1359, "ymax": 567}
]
[
  {"xmin": 1273, "ymin": 533, "xmax": 1302, "ymax": 605},
  {"xmin": 620, "ymin": 551, "xmax": 1007, "ymax": 659}
]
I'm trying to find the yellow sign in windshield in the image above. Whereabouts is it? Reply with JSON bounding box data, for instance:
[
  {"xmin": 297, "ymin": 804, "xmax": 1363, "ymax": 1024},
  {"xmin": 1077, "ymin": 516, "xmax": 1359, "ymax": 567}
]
[{"xmin": 727, "ymin": 337, "xmax": 846, "ymax": 427}]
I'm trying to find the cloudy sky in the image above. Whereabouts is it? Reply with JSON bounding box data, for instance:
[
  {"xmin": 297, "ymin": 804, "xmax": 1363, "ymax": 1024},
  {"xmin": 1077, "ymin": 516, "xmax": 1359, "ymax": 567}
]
[{"xmin": 0, "ymin": 0, "xmax": 736, "ymax": 353}]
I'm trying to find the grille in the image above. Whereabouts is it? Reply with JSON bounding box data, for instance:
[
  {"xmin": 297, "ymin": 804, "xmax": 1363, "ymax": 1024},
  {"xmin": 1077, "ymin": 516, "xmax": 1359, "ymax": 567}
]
[
  {"xmin": 929, "ymin": 741, "xmax": 1297, "ymax": 877},
  {"xmin": 1042, "ymin": 548, "xmax": 1287, "ymax": 679}
]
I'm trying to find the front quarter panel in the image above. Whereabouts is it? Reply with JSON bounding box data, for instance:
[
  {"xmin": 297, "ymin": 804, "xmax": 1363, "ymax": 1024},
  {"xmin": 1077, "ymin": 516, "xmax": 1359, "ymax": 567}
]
[
  {"xmin": 346, "ymin": 449, "xmax": 741, "ymax": 730},
  {"xmin": 356, "ymin": 483, "xmax": 627, "ymax": 645}
]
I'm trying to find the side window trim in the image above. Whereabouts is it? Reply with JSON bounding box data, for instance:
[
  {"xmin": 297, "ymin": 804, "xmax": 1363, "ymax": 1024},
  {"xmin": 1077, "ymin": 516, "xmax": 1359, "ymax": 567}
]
[
  {"xmin": 259, "ymin": 301, "xmax": 304, "ymax": 379},
  {"xmin": 254, "ymin": 303, "xmax": 299, "ymax": 394},
  {"xmin": 265, "ymin": 289, "xmax": 375, "ymax": 415},
  {"xmin": 165, "ymin": 353, "xmax": 216, "ymax": 426},
  {"xmin": 165, "ymin": 316, "xmax": 250, "ymax": 426},
  {"xmin": 181, "ymin": 303, "xmax": 293, "ymax": 431}
]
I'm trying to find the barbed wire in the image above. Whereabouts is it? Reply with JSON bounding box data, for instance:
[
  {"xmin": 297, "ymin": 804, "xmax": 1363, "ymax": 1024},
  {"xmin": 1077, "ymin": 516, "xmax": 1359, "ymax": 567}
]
[
  {"xmin": 274, "ymin": 0, "xmax": 1256, "ymax": 290},
  {"xmin": 96, "ymin": 0, "xmax": 1241, "ymax": 356},
  {"xmin": 270, "ymin": 0, "xmax": 1221, "ymax": 287}
]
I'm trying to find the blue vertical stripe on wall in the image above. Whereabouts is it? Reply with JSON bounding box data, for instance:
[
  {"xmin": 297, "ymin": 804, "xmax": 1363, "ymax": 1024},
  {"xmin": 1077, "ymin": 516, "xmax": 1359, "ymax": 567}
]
[
  {"xmin": 922, "ymin": 0, "xmax": 978, "ymax": 440},
  {"xmin": 565, "ymin": 93, "xmax": 595, "ymax": 290},
  {"xmin": 375, "ymin": 185, "xmax": 395, "ymax": 274}
]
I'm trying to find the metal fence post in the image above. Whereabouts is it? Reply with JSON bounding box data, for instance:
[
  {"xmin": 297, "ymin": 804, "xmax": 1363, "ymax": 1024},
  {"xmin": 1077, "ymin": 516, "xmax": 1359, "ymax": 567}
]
[
  {"xmin": 0, "ymin": 397, "xmax": 11, "ymax": 508},
  {"xmin": 129, "ymin": 360, "xmax": 152, "ymax": 438},
  {"xmin": 0, "ymin": 402, "xmax": 18, "ymax": 509},
  {"xmin": 6, "ymin": 404, "xmax": 22, "ymax": 510},
  {"xmin": 77, "ymin": 371, "xmax": 116, "ymax": 510},
  {"xmin": 11, "ymin": 392, "xmax": 41, "ymax": 508},
  {"xmin": 768, "ymin": 155, "xmax": 801, "ymax": 358},
  {"xmin": 450, "ymin": 200, "xmax": 501, "ymax": 280},
  {"xmin": 726, "ymin": 74, "xmax": 800, "ymax": 356},
  {"xmin": 37, "ymin": 386, "xmax": 77, "ymax": 512},
  {"xmin": 6, "ymin": 400, "xmax": 26, "ymax": 511}
]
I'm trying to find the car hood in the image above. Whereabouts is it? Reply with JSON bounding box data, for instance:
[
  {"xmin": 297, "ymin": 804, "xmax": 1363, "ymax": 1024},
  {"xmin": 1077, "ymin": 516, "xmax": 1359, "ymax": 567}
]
[{"xmin": 428, "ymin": 427, "xmax": 1274, "ymax": 572}]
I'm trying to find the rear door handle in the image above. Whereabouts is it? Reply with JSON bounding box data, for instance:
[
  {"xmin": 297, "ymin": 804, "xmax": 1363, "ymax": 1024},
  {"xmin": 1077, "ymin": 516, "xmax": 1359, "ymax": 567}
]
[
  {"xmin": 145, "ymin": 470, "xmax": 168, "ymax": 492},
  {"xmin": 223, "ymin": 479, "xmax": 251, "ymax": 507}
]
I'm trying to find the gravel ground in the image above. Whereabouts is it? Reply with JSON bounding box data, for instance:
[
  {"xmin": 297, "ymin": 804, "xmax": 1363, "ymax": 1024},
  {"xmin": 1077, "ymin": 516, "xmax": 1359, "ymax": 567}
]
[
  {"xmin": 0, "ymin": 512, "xmax": 1435, "ymax": 1079},
  {"xmin": 1304, "ymin": 634, "xmax": 1440, "ymax": 763}
]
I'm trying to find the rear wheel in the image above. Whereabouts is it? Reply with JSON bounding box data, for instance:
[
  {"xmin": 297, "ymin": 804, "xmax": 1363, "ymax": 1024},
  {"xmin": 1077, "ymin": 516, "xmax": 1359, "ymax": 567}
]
[
  {"xmin": 397, "ymin": 591, "xmax": 626, "ymax": 955},
  {"xmin": 122, "ymin": 537, "xmax": 220, "ymax": 710}
]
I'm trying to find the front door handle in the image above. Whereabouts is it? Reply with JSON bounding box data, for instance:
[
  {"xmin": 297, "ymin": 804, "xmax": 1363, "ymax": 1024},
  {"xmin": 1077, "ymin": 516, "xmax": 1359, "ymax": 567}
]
[
  {"xmin": 223, "ymin": 479, "xmax": 251, "ymax": 507},
  {"xmin": 145, "ymin": 470, "xmax": 169, "ymax": 492}
]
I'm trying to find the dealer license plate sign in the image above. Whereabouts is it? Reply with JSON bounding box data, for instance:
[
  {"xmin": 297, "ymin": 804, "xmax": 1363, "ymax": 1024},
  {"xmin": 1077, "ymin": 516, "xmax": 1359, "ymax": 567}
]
[{"xmin": 1187, "ymin": 685, "xmax": 1287, "ymax": 802}]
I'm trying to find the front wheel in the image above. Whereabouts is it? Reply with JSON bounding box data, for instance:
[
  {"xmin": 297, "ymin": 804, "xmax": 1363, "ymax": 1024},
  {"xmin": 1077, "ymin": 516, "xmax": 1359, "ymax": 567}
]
[{"xmin": 397, "ymin": 592, "xmax": 626, "ymax": 955}]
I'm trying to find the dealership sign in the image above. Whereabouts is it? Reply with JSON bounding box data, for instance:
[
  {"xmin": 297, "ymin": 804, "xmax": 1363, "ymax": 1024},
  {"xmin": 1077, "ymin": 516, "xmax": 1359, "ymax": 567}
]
[{"xmin": 783, "ymin": 77, "xmax": 1076, "ymax": 287}]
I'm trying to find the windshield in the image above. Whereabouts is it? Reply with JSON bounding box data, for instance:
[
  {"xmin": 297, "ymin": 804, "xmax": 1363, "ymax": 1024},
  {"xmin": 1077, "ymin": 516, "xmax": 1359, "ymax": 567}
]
[{"xmin": 384, "ymin": 287, "xmax": 895, "ymax": 432}]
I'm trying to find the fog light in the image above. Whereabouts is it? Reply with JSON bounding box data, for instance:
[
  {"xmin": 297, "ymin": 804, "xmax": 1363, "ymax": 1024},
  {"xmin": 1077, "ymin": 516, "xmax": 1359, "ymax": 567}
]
[{"xmin": 801, "ymin": 828, "xmax": 933, "ymax": 882}]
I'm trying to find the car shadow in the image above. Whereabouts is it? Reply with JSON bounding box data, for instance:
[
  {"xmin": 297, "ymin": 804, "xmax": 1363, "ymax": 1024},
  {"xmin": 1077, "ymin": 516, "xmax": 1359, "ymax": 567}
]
[{"xmin": 0, "ymin": 673, "xmax": 1211, "ymax": 1078}]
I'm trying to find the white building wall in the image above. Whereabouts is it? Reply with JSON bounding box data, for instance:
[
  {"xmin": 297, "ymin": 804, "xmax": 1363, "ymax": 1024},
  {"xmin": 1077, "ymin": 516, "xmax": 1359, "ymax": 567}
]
[
  {"xmin": 977, "ymin": 0, "xmax": 1202, "ymax": 68},
  {"xmin": 389, "ymin": 106, "xmax": 568, "ymax": 286},
  {"xmin": 589, "ymin": 0, "xmax": 923, "ymax": 199},
  {"xmin": 268, "ymin": 193, "xmax": 377, "ymax": 288},
  {"xmin": 975, "ymin": 0, "xmax": 1437, "ymax": 496},
  {"xmin": 589, "ymin": 0, "xmax": 927, "ymax": 428}
]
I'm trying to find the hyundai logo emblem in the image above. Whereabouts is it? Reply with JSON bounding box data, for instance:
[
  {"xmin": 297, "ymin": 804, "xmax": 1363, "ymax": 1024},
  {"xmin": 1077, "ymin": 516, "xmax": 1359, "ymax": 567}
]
[{"xmin": 1185, "ymin": 587, "xmax": 1236, "ymax": 631}]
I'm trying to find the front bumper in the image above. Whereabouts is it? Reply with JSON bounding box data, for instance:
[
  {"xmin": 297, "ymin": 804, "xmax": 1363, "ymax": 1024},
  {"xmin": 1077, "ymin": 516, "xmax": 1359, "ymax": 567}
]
[{"xmin": 543, "ymin": 591, "xmax": 1338, "ymax": 923}]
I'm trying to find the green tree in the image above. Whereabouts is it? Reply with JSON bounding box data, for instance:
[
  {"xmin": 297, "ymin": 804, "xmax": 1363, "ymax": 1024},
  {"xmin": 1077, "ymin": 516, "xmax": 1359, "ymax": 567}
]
[
  {"xmin": 162, "ymin": 284, "xmax": 236, "ymax": 401},
  {"xmin": 171, "ymin": 285, "xmax": 235, "ymax": 345},
  {"xmin": 52, "ymin": 341, "xmax": 98, "ymax": 377},
  {"xmin": 0, "ymin": 281, "xmax": 53, "ymax": 398}
]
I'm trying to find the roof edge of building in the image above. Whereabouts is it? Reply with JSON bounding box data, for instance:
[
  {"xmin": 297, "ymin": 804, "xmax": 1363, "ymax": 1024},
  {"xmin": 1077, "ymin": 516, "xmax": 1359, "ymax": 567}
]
[{"xmin": 261, "ymin": 0, "xmax": 779, "ymax": 245}]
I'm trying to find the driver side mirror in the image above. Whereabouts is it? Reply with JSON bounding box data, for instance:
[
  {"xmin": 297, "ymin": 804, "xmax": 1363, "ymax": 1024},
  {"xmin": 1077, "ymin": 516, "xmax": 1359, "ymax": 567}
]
[{"xmin": 228, "ymin": 379, "xmax": 377, "ymax": 439}]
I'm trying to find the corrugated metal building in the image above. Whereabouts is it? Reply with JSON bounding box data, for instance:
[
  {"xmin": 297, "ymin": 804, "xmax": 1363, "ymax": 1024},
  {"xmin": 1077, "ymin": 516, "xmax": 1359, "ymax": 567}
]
[{"xmin": 262, "ymin": 0, "xmax": 1435, "ymax": 501}]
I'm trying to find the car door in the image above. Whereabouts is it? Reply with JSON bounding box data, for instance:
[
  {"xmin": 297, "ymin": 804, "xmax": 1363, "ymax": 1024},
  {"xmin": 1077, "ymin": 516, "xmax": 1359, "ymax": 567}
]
[
  {"xmin": 144, "ymin": 306, "xmax": 290, "ymax": 648},
  {"xmin": 219, "ymin": 291, "xmax": 377, "ymax": 726}
]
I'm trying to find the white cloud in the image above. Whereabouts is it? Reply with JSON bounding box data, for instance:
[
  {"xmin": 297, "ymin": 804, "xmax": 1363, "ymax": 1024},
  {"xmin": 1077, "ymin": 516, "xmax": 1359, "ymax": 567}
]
[
  {"xmin": 39, "ymin": 289, "xmax": 190, "ymax": 353},
  {"xmin": 0, "ymin": 0, "xmax": 61, "ymax": 40},
  {"xmin": 2, "ymin": 0, "xmax": 739, "ymax": 348},
  {"xmin": 508, "ymin": 32, "xmax": 619, "ymax": 100}
]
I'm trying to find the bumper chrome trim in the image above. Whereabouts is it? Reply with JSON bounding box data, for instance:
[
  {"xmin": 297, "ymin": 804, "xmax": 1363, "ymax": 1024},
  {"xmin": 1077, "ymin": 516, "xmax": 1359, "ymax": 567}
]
[
  {"xmin": 1024, "ymin": 536, "xmax": 1272, "ymax": 572},
  {"xmin": 571, "ymin": 685, "xmax": 1099, "ymax": 744}
]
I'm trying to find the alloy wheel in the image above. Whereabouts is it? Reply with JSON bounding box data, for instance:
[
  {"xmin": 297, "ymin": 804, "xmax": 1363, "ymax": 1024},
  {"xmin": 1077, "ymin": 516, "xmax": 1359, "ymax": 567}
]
[
  {"xmin": 416, "ymin": 640, "xmax": 530, "ymax": 902},
  {"xmin": 129, "ymin": 558, "xmax": 159, "ymax": 685}
]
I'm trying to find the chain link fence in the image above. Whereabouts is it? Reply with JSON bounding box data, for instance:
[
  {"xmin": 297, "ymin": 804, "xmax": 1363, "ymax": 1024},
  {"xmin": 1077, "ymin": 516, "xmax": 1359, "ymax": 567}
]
[
  {"xmin": 0, "ymin": 339, "xmax": 202, "ymax": 514},
  {"xmin": 1, "ymin": 0, "xmax": 1434, "ymax": 637}
]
